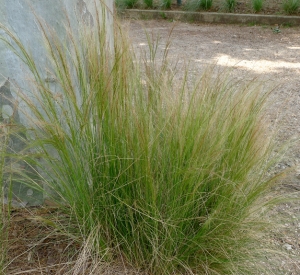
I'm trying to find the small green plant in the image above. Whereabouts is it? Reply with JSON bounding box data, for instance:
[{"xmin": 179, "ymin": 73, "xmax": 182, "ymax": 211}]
[
  {"xmin": 186, "ymin": 0, "xmax": 213, "ymax": 10},
  {"xmin": 184, "ymin": 0, "xmax": 201, "ymax": 10},
  {"xmin": 282, "ymin": 22, "xmax": 292, "ymax": 27},
  {"xmin": 248, "ymin": 21, "xmax": 256, "ymax": 26},
  {"xmin": 161, "ymin": 0, "xmax": 172, "ymax": 9},
  {"xmin": 252, "ymin": 0, "xmax": 263, "ymax": 12},
  {"xmin": 115, "ymin": 0, "xmax": 139, "ymax": 8},
  {"xmin": 160, "ymin": 11, "xmax": 167, "ymax": 19},
  {"xmin": 282, "ymin": 0, "xmax": 300, "ymax": 14},
  {"xmin": 200, "ymin": 0, "xmax": 213, "ymax": 9},
  {"xmin": 272, "ymin": 24, "xmax": 281, "ymax": 33},
  {"xmin": 225, "ymin": 0, "xmax": 236, "ymax": 11},
  {"xmin": 143, "ymin": 0, "xmax": 153, "ymax": 8}
]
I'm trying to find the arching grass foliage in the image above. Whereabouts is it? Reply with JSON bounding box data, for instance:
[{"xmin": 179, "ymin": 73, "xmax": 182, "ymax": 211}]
[{"xmin": 0, "ymin": 3, "xmax": 287, "ymax": 274}]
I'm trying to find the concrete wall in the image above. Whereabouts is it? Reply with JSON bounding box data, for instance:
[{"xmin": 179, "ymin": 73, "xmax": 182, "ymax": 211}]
[
  {"xmin": 0, "ymin": 0, "xmax": 114, "ymax": 86},
  {"xmin": 0, "ymin": 0, "xmax": 114, "ymax": 206}
]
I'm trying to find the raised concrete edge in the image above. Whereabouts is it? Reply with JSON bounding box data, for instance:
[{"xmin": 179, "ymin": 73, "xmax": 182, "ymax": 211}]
[{"xmin": 118, "ymin": 9, "xmax": 300, "ymax": 25}]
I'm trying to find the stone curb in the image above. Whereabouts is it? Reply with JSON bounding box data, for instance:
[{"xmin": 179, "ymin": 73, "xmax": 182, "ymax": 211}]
[{"xmin": 119, "ymin": 9, "xmax": 300, "ymax": 25}]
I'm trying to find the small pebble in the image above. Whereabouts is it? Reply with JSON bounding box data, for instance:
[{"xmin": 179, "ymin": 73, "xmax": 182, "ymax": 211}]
[{"xmin": 283, "ymin": 243, "xmax": 293, "ymax": 251}]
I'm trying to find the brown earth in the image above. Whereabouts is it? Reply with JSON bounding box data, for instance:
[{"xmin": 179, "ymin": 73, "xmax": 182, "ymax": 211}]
[
  {"xmin": 4, "ymin": 207, "xmax": 79, "ymax": 275},
  {"xmin": 3, "ymin": 20, "xmax": 300, "ymax": 274}
]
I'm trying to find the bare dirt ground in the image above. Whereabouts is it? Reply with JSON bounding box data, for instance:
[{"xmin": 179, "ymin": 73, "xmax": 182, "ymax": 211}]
[
  {"xmin": 4, "ymin": 20, "xmax": 300, "ymax": 275},
  {"xmin": 127, "ymin": 19, "xmax": 300, "ymax": 274}
]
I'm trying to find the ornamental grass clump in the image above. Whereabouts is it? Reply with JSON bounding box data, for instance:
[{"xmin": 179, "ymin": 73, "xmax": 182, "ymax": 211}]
[
  {"xmin": 185, "ymin": 0, "xmax": 213, "ymax": 11},
  {"xmin": 200, "ymin": 0, "xmax": 213, "ymax": 10},
  {"xmin": 225, "ymin": 0, "xmax": 236, "ymax": 12},
  {"xmin": 282, "ymin": 0, "xmax": 300, "ymax": 14},
  {"xmin": 143, "ymin": 0, "xmax": 153, "ymax": 8},
  {"xmin": 115, "ymin": 0, "xmax": 139, "ymax": 8},
  {"xmin": 252, "ymin": 0, "xmax": 264, "ymax": 12},
  {"xmin": 161, "ymin": 0, "xmax": 172, "ymax": 9},
  {"xmin": 0, "ymin": 3, "xmax": 286, "ymax": 275}
]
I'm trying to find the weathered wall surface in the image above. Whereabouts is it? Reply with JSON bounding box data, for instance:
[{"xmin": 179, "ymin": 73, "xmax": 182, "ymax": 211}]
[
  {"xmin": 0, "ymin": 0, "xmax": 114, "ymax": 206},
  {"xmin": 0, "ymin": 0, "xmax": 114, "ymax": 87}
]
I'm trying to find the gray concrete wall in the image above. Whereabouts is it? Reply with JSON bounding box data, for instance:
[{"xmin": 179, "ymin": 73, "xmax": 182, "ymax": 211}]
[
  {"xmin": 0, "ymin": 0, "xmax": 114, "ymax": 87},
  {"xmin": 0, "ymin": 0, "xmax": 114, "ymax": 206}
]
